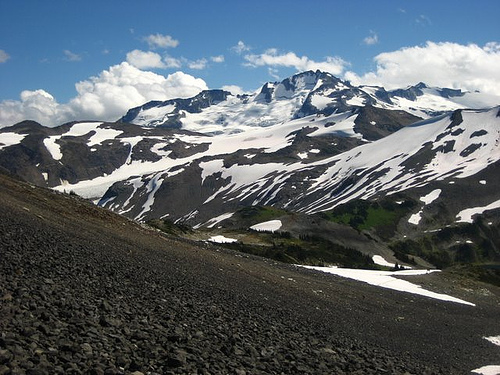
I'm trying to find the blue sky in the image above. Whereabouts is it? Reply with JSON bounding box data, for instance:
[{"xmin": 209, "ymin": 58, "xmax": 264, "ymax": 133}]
[{"xmin": 0, "ymin": 0, "xmax": 499, "ymax": 126}]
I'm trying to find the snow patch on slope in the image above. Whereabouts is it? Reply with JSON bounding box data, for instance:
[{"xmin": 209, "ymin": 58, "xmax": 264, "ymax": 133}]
[
  {"xmin": 303, "ymin": 266, "xmax": 475, "ymax": 306},
  {"xmin": 372, "ymin": 255, "xmax": 396, "ymax": 268},
  {"xmin": 250, "ymin": 220, "xmax": 282, "ymax": 232},
  {"xmin": 408, "ymin": 189, "xmax": 442, "ymax": 225},
  {"xmin": 301, "ymin": 108, "xmax": 499, "ymax": 214},
  {"xmin": 43, "ymin": 122, "xmax": 115, "ymax": 160},
  {"xmin": 456, "ymin": 199, "xmax": 500, "ymax": 223},
  {"xmin": 208, "ymin": 235, "xmax": 238, "ymax": 243},
  {"xmin": 0, "ymin": 132, "xmax": 26, "ymax": 149}
]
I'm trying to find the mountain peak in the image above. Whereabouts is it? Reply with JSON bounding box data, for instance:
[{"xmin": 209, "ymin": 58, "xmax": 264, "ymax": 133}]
[
  {"xmin": 116, "ymin": 70, "xmax": 498, "ymax": 131},
  {"xmin": 414, "ymin": 82, "xmax": 428, "ymax": 89}
]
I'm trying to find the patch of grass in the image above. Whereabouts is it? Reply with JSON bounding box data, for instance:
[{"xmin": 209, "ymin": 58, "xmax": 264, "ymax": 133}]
[
  {"xmin": 359, "ymin": 206, "xmax": 397, "ymax": 230},
  {"xmin": 237, "ymin": 205, "xmax": 287, "ymax": 224},
  {"xmin": 321, "ymin": 198, "xmax": 416, "ymax": 240}
]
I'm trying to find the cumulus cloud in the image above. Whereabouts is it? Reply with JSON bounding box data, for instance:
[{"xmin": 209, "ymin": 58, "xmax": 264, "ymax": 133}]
[
  {"xmin": 221, "ymin": 85, "xmax": 246, "ymax": 95},
  {"xmin": 0, "ymin": 90, "xmax": 68, "ymax": 127},
  {"xmin": 244, "ymin": 48, "xmax": 348, "ymax": 76},
  {"xmin": 144, "ymin": 33, "xmax": 179, "ymax": 49},
  {"xmin": 63, "ymin": 50, "xmax": 82, "ymax": 62},
  {"xmin": 232, "ymin": 40, "xmax": 250, "ymax": 54},
  {"xmin": 163, "ymin": 55, "xmax": 182, "ymax": 69},
  {"xmin": 188, "ymin": 58, "xmax": 208, "ymax": 70},
  {"xmin": 126, "ymin": 49, "xmax": 166, "ymax": 69},
  {"xmin": 0, "ymin": 49, "xmax": 10, "ymax": 63},
  {"xmin": 211, "ymin": 55, "xmax": 225, "ymax": 63},
  {"xmin": 363, "ymin": 31, "xmax": 378, "ymax": 46},
  {"xmin": 345, "ymin": 41, "xmax": 500, "ymax": 95},
  {"xmin": 0, "ymin": 62, "xmax": 208, "ymax": 127}
]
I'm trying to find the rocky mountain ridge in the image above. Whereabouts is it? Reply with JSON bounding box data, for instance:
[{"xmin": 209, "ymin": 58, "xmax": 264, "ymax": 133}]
[{"xmin": 0, "ymin": 70, "xmax": 499, "ymax": 271}]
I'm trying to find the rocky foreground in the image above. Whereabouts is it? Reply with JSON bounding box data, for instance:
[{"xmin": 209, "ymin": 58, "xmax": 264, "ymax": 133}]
[{"xmin": 1, "ymin": 172, "xmax": 499, "ymax": 374}]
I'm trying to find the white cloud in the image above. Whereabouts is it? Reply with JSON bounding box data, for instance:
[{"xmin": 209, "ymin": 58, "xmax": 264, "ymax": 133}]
[
  {"xmin": 268, "ymin": 67, "xmax": 280, "ymax": 80},
  {"xmin": 232, "ymin": 40, "xmax": 250, "ymax": 54},
  {"xmin": 0, "ymin": 49, "xmax": 10, "ymax": 63},
  {"xmin": 0, "ymin": 62, "xmax": 208, "ymax": 127},
  {"xmin": 345, "ymin": 41, "xmax": 500, "ymax": 95},
  {"xmin": 363, "ymin": 31, "xmax": 379, "ymax": 46},
  {"xmin": 63, "ymin": 50, "xmax": 82, "ymax": 62},
  {"xmin": 244, "ymin": 49, "xmax": 348, "ymax": 75},
  {"xmin": 221, "ymin": 85, "xmax": 245, "ymax": 95},
  {"xmin": 144, "ymin": 33, "xmax": 179, "ymax": 49},
  {"xmin": 0, "ymin": 90, "xmax": 67, "ymax": 127},
  {"xmin": 126, "ymin": 49, "xmax": 166, "ymax": 69},
  {"xmin": 163, "ymin": 55, "xmax": 182, "ymax": 68},
  {"xmin": 188, "ymin": 58, "xmax": 208, "ymax": 70},
  {"xmin": 211, "ymin": 55, "xmax": 225, "ymax": 63}
]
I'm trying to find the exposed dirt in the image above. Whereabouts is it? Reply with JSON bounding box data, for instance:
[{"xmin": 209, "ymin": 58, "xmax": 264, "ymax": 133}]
[{"xmin": 1, "ymin": 172, "xmax": 499, "ymax": 374}]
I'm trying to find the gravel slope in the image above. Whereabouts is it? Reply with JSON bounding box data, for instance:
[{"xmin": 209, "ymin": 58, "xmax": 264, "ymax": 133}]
[{"xmin": 1, "ymin": 172, "xmax": 499, "ymax": 374}]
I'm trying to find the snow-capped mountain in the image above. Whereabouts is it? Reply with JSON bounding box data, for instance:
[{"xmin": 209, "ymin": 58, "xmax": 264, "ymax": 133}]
[
  {"xmin": 121, "ymin": 70, "xmax": 499, "ymax": 133},
  {"xmin": 0, "ymin": 71, "xmax": 499, "ymax": 231}
]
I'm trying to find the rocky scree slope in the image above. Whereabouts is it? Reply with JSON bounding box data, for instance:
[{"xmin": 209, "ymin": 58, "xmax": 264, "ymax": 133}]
[{"xmin": 1, "ymin": 172, "xmax": 500, "ymax": 374}]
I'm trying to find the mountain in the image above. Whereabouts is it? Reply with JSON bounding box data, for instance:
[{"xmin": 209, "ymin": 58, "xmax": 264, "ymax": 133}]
[
  {"xmin": 121, "ymin": 70, "xmax": 499, "ymax": 132},
  {"xmin": 1, "ymin": 70, "xmax": 499, "ymax": 271}
]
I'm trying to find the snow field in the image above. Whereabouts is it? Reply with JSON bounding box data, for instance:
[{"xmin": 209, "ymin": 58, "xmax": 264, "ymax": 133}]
[
  {"xmin": 208, "ymin": 235, "xmax": 238, "ymax": 244},
  {"xmin": 40, "ymin": 105, "xmax": 499, "ymax": 226},
  {"xmin": 456, "ymin": 199, "xmax": 500, "ymax": 223},
  {"xmin": 0, "ymin": 132, "xmax": 27, "ymax": 149},
  {"xmin": 202, "ymin": 212, "xmax": 235, "ymax": 229},
  {"xmin": 471, "ymin": 365, "xmax": 500, "ymax": 375},
  {"xmin": 484, "ymin": 336, "xmax": 500, "ymax": 347},
  {"xmin": 133, "ymin": 104, "xmax": 176, "ymax": 126},
  {"xmin": 471, "ymin": 336, "xmax": 500, "ymax": 375},
  {"xmin": 372, "ymin": 255, "xmax": 396, "ymax": 268},
  {"xmin": 301, "ymin": 108, "xmax": 499, "ymax": 214},
  {"xmin": 250, "ymin": 220, "xmax": 282, "ymax": 232},
  {"xmin": 408, "ymin": 189, "xmax": 441, "ymax": 225},
  {"xmin": 302, "ymin": 266, "xmax": 475, "ymax": 306},
  {"xmin": 43, "ymin": 122, "xmax": 123, "ymax": 161}
]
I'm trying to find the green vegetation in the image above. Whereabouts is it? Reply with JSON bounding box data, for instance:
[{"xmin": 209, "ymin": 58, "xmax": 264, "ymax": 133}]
[
  {"xmin": 390, "ymin": 238, "xmax": 452, "ymax": 269},
  {"xmin": 147, "ymin": 201, "xmax": 500, "ymax": 285},
  {"xmin": 235, "ymin": 206, "xmax": 288, "ymax": 225},
  {"xmin": 321, "ymin": 198, "xmax": 416, "ymax": 240},
  {"xmin": 218, "ymin": 231, "xmax": 376, "ymax": 269},
  {"xmin": 390, "ymin": 218, "xmax": 500, "ymax": 270}
]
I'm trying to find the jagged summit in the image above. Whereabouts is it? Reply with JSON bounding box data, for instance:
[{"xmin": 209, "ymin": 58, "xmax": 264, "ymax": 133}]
[{"xmin": 119, "ymin": 70, "xmax": 498, "ymax": 133}]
